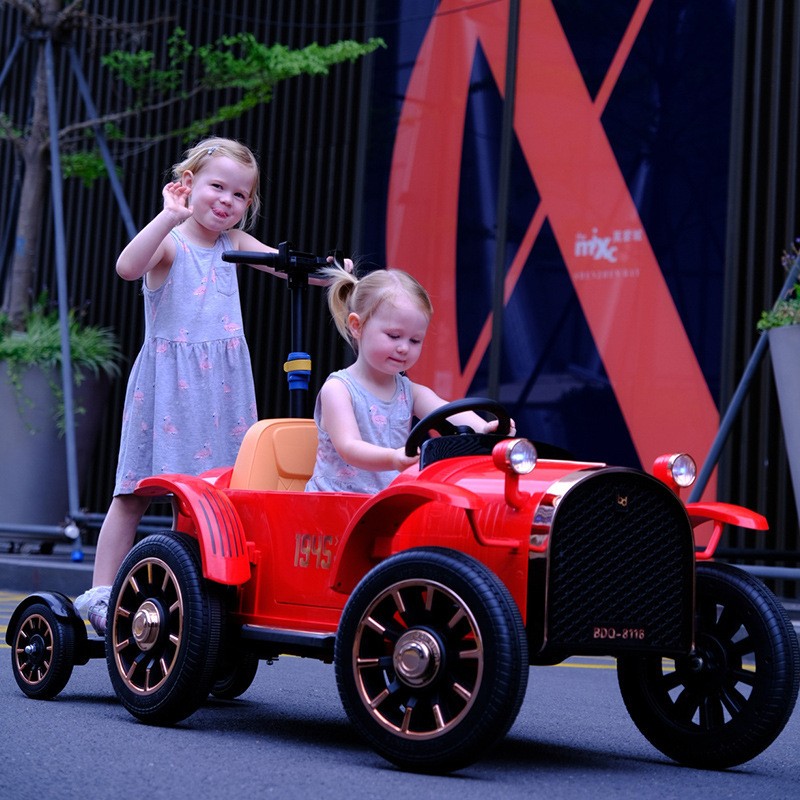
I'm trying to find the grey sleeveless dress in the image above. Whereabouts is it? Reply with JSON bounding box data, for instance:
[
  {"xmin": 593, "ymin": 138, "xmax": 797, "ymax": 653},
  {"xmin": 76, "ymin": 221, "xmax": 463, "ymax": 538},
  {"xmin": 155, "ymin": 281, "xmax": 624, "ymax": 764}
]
[
  {"xmin": 113, "ymin": 229, "xmax": 257, "ymax": 495},
  {"xmin": 306, "ymin": 369, "xmax": 414, "ymax": 494}
]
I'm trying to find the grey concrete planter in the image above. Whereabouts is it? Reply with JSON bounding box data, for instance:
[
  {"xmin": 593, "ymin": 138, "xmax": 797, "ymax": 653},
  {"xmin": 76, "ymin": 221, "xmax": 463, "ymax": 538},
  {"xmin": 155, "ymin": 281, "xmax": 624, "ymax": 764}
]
[
  {"xmin": 0, "ymin": 363, "xmax": 108, "ymax": 527},
  {"xmin": 768, "ymin": 325, "xmax": 800, "ymax": 526}
]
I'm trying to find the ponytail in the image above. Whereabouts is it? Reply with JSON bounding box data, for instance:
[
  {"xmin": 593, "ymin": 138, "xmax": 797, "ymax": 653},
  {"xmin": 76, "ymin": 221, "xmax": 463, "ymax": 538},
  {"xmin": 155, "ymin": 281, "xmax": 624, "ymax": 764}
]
[{"xmin": 320, "ymin": 266, "xmax": 433, "ymax": 353}]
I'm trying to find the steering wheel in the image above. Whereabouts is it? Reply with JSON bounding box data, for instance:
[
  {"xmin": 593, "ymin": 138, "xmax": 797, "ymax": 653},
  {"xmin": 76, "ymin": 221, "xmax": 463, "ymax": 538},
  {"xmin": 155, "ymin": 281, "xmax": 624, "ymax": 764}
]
[{"xmin": 405, "ymin": 397, "xmax": 512, "ymax": 457}]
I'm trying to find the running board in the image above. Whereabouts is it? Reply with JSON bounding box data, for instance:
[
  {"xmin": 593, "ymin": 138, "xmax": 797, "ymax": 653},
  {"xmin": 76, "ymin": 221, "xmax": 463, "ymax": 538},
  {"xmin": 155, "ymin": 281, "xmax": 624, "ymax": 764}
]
[{"xmin": 240, "ymin": 625, "xmax": 336, "ymax": 662}]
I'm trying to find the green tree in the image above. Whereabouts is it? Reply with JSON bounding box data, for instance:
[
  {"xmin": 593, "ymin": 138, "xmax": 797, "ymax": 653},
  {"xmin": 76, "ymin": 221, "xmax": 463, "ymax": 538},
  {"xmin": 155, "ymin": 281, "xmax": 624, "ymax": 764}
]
[{"xmin": 0, "ymin": 0, "xmax": 383, "ymax": 329}]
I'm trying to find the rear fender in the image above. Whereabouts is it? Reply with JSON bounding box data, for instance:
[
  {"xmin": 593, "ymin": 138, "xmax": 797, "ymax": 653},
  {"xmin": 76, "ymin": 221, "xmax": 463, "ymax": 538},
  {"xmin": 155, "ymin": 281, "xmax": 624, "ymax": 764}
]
[
  {"xmin": 5, "ymin": 591, "xmax": 82, "ymax": 644},
  {"xmin": 136, "ymin": 474, "xmax": 250, "ymax": 585},
  {"xmin": 332, "ymin": 480, "xmax": 485, "ymax": 594},
  {"xmin": 5, "ymin": 591, "xmax": 97, "ymax": 664},
  {"xmin": 685, "ymin": 501, "xmax": 768, "ymax": 560}
]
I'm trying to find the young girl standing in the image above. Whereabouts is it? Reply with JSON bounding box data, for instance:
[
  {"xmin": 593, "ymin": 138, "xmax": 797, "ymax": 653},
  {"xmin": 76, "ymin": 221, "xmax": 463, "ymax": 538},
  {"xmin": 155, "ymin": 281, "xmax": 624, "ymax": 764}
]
[
  {"xmin": 76, "ymin": 137, "xmax": 294, "ymax": 634},
  {"xmin": 306, "ymin": 267, "xmax": 512, "ymax": 494}
]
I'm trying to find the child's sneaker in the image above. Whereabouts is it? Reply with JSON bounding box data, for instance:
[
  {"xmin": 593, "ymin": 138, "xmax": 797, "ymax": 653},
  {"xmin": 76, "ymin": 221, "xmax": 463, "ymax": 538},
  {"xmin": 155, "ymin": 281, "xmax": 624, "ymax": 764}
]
[{"xmin": 73, "ymin": 585, "xmax": 111, "ymax": 636}]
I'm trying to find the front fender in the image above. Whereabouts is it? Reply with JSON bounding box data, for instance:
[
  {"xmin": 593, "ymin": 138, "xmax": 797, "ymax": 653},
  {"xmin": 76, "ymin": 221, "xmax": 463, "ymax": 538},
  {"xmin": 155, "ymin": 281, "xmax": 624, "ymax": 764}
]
[
  {"xmin": 331, "ymin": 480, "xmax": 485, "ymax": 594},
  {"xmin": 136, "ymin": 474, "xmax": 251, "ymax": 585},
  {"xmin": 685, "ymin": 500, "xmax": 768, "ymax": 560}
]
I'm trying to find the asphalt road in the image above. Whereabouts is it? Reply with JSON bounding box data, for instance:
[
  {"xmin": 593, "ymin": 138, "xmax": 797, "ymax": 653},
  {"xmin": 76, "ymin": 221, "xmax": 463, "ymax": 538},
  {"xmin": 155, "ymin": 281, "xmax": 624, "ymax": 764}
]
[{"xmin": 1, "ymin": 589, "xmax": 799, "ymax": 800}]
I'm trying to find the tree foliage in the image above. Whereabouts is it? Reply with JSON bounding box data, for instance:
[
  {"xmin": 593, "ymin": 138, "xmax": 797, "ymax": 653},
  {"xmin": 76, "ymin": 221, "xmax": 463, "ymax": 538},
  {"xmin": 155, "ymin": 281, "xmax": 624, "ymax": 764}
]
[
  {"xmin": 100, "ymin": 28, "xmax": 384, "ymax": 147},
  {"xmin": 0, "ymin": 0, "xmax": 384, "ymax": 326}
]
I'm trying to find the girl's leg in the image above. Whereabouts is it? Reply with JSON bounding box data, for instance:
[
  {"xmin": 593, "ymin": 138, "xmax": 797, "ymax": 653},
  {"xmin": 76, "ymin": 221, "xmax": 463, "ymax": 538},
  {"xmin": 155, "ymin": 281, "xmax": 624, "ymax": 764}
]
[
  {"xmin": 92, "ymin": 493, "xmax": 152, "ymax": 586},
  {"xmin": 74, "ymin": 493, "xmax": 150, "ymax": 635}
]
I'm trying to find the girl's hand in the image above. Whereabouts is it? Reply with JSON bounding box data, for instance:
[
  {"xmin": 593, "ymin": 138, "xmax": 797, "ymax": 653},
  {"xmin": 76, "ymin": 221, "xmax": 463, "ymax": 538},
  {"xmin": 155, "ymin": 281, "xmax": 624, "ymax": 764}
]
[
  {"xmin": 326, "ymin": 254, "xmax": 355, "ymax": 273},
  {"xmin": 310, "ymin": 255, "xmax": 354, "ymax": 286},
  {"xmin": 391, "ymin": 448, "xmax": 419, "ymax": 471},
  {"xmin": 484, "ymin": 418, "xmax": 517, "ymax": 436},
  {"xmin": 162, "ymin": 181, "xmax": 193, "ymax": 223}
]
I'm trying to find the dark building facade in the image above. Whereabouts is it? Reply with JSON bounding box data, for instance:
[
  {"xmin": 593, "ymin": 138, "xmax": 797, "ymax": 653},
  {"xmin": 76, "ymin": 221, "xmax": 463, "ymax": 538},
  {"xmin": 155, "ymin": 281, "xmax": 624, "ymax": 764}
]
[{"xmin": 0, "ymin": 1, "xmax": 797, "ymax": 597}]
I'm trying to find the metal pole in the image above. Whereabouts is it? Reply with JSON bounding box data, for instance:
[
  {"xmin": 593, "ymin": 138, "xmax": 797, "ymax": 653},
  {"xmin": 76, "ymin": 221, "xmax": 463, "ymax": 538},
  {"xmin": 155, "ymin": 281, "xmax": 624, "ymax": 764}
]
[
  {"xmin": 0, "ymin": 40, "xmax": 150, "ymax": 545},
  {"xmin": 690, "ymin": 253, "xmax": 800, "ymax": 501},
  {"xmin": 68, "ymin": 47, "xmax": 138, "ymax": 240},
  {"xmin": 0, "ymin": 36, "xmax": 25, "ymax": 298},
  {"xmin": 0, "ymin": 35, "xmax": 23, "ymax": 92},
  {"xmin": 44, "ymin": 38, "xmax": 81, "ymax": 521},
  {"xmin": 488, "ymin": 0, "xmax": 520, "ymax": 399},
  {"xmin": 735, "ymin": 564, "xmax": 800, "ymax": 582}
]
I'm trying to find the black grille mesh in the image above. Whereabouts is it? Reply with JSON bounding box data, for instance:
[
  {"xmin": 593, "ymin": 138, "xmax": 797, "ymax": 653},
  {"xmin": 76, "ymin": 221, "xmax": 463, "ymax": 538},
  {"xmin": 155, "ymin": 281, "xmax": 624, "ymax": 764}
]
[{"xmin": 543, "ymin": 469, "xmax": 694, "ymax": 655}]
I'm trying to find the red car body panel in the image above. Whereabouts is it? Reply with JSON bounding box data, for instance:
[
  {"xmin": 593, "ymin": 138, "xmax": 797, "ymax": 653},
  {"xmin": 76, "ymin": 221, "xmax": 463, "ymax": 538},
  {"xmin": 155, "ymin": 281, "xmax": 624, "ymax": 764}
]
[
  {"xmin": 133, "ymin": 430, "xmax": 770, "ymax": 641},
  {"xmin": 135, "ymin": 446, "xmax": 718, "ymax": 637}
]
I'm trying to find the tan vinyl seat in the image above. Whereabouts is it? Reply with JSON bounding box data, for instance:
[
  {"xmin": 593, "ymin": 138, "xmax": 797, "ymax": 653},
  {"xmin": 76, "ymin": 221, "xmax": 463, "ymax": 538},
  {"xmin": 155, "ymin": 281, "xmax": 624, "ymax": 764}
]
[{"xmin": 229, "ymin": 418, "xmax": 318, "ymax": 491}]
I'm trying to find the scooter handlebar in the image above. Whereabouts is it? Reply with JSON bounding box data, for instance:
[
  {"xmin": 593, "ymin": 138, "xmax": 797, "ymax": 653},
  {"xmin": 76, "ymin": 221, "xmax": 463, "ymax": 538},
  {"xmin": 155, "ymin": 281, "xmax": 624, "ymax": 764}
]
[{"xmin": 222, "ymin": 241, "xmax": 344, "ymax": 277}]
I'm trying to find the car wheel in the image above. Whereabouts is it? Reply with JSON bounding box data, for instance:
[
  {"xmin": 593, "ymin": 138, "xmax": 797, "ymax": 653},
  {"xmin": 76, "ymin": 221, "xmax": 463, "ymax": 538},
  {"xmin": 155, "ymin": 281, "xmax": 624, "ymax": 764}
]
[
  {"xmin": 106, "ymin": 532, "xmax": 224, "ymax": 725},
  {"xmin": 10, "ymin": 602, "xmax": 76, "ymax": 699},
  {"xmin": 617, "ymin": 561, "xmax": 800, "ymax": 768},
  {"xmin": 211, "ymin": 649, "xmax": 259, "ymax": 700},
  {"xmin": 335, "ymin": 547, "xmax": 528, "ymax": 773}
]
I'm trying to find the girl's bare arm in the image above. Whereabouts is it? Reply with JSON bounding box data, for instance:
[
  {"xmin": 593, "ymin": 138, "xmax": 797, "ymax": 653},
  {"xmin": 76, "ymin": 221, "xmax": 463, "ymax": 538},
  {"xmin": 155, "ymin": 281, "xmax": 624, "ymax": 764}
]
[
  {"xmin": 116, "ymin": 183, "xmax": 189, "ymax": 283},
  {"xmin": 320, "ymin": 379, "xmax": 418, "ymax": 472}
]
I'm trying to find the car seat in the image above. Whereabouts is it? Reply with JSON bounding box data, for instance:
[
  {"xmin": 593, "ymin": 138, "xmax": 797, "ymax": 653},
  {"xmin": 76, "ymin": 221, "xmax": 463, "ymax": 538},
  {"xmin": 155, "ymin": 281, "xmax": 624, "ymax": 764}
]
[{"xmin": 229, "ymin": 418, "xmax": 318, "ymax": 491}]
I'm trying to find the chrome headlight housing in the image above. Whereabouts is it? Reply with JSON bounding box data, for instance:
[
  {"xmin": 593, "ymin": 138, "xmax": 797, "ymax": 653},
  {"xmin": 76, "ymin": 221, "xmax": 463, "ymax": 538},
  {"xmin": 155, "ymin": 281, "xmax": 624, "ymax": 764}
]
[
  {"xmin": 653, "ymin": 452, "xmax": 696, "ymax": 491},
  {"xmin": 669, "ymin": 453, "xmax": 697, "ymax": 487},
  {"xmin": 493, "ymin": 438, "xmax": 537, "ymax": 475}
]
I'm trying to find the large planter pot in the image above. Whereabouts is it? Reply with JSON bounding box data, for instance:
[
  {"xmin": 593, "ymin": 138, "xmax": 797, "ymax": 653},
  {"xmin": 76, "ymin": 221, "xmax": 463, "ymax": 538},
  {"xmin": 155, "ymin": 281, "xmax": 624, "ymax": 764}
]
[
  {"xmin": 768, "ymin": 325, "xmax": 800, "ymax": 527},
  {"xmin": 0, "ymin": 363, "xmax": 109, "ymax": 528}
]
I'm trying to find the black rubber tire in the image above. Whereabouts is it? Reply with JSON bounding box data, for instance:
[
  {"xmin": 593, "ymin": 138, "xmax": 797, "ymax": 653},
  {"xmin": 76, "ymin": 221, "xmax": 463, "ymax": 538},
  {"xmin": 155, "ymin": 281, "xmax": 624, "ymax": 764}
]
[
  {"xmin": 335, "ymin": 547, "xmax": 528, "ymax": 773},
  {"xmin": 10, "ymin": 602, "xmax": 76, "ymax": 699},
  {"xmin": 106, "ymin": 532, "xmax": 224, "ymax": 725},
  {"xmin": 617, "ymin": 561, "xmax": 800, "ymax": 768},
  {"xmin": 211, "ymin": 649, "xmax": 259, "ymax": 700}
]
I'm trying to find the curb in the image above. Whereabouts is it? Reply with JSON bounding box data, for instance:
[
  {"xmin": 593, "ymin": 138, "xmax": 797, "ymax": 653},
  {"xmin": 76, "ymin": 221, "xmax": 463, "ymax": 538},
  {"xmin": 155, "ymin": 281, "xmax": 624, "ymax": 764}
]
[{"xmin": 0, "ymin": 545, "xmax": 94, "ymax": 598}]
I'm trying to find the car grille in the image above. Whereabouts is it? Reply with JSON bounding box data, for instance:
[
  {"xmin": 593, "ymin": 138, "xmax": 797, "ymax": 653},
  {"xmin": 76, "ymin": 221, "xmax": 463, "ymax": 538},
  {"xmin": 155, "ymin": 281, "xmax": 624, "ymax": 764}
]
[{"xmin": 540, "ymin": 468, "xmax": 694, "ymax": 657}]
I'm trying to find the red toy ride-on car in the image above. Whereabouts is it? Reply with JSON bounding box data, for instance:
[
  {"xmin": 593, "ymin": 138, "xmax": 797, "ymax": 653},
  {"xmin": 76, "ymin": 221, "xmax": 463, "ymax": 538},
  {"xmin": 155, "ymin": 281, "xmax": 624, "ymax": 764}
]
[
  {"xmin": 8, "ymin": 245, "xmax": 800, "ymax": 773},
  {"xmin": 8, "ymin": 397, "xmax": 799, "ymax": 773}
]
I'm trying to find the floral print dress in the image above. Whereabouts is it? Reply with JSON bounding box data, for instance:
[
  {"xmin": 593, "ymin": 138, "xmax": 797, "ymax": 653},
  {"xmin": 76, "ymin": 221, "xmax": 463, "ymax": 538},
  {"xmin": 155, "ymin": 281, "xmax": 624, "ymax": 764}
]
[
  {"xmin": 305, "ymin": 369, "xmax": 414, "ymax": 494},
  {"xmin": 113, "ymin": 229, "xmax": 257, "ymax": 495}
]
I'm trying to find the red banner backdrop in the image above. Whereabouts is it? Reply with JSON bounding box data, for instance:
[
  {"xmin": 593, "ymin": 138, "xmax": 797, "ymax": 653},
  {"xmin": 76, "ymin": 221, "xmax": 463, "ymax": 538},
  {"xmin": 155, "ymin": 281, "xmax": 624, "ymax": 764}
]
[{"xmin": 386, "ymin": 0, "xmax": 718, "ymax": 497}]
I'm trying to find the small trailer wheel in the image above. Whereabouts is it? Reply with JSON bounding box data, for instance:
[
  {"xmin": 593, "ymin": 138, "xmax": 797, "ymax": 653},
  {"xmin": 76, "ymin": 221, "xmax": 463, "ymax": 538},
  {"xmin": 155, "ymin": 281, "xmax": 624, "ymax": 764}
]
[{"xmin": 10, "ymin": 601, "xmax": 76, "ymax": 700}]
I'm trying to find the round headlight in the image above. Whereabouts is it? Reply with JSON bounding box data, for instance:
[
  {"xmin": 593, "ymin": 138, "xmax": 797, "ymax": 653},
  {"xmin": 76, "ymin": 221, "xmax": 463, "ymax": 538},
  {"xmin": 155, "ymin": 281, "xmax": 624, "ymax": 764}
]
[
  {"xmin": 506, "ymin": 439, "xmax": 537, "ymax": 475},
  {"xmin": 669, "ymin": 453, "xmax": 696, "ymax": 488}
]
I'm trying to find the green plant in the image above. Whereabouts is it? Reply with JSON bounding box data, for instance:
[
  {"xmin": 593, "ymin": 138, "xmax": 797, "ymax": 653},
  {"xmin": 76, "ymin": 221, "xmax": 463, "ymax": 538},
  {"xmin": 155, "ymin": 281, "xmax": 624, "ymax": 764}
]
[
  {"xmin": 0, "ymin": 2, "xmax": 385, "ymax": 330},
  {"xmin": 757, "ymin": 243, "xmax": 800, "ymax": 331},
  {"xmin": 0, "ymin": 295, "xmax": 123, "ymax": 433}
]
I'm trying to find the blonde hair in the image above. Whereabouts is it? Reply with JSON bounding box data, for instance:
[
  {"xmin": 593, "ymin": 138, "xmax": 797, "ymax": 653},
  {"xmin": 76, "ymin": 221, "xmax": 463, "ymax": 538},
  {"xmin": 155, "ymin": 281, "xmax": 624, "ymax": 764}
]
[
  {"xmin": 171, "ymin": 137, "xmax": 261, "ymax": 230},
  {"xmin": 319, "ymin": 266, "xmax": 433, "ymax": 352}
]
